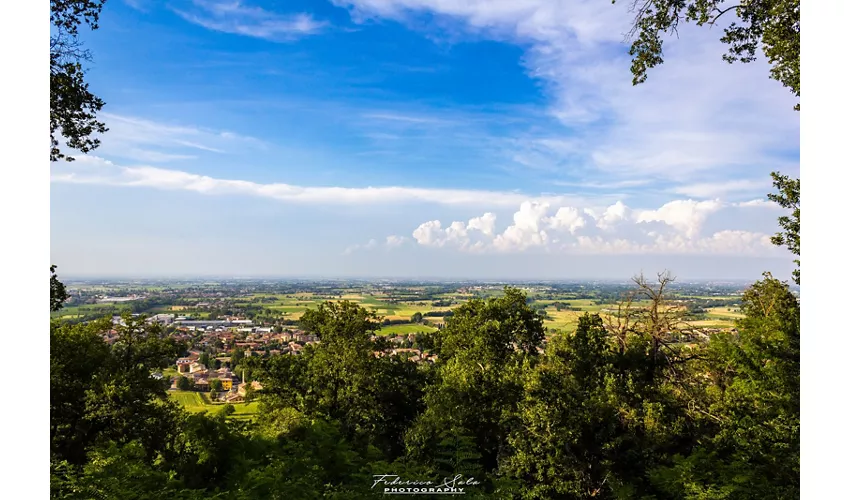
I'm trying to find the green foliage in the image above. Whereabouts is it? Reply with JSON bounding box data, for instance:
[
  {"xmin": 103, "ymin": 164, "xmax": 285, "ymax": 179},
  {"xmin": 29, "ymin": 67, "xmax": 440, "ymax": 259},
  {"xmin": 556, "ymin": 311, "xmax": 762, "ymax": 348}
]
[
  {"xmin": 257, "ymin": 299, "xmax": 429, "ymax": 460},
  {"xmin": 505, "ymin": 313, "xmax": 689, "ymax": 498},
  {"xmin": 650, "ymin": 273, "xmax": 799, "ymax": 498},
  {"xmin": 434, "ymin": 286, "xmax": 545, "ymax": 363},
  {"xmin": 619, "ymin": 0, "xmax": 800, "ymax": 109},
  {"xmin": 49, "ymin": 272, "xmax": 799, "ymax": 499},
  {"xmin": 434, "ymin": 427, "xmax": 484, "ymax": 479},
  {"xmin": 407, "ymin": 287, "xmax": 546, "ymax": 474},
  {"xmin": 768, "ymin": 172, "xmax": 800, "ymax": 284},
  {"xmin": 51, "ymin": 313, "xmax": 183, "ymax": 466},
  {"xmin": 50, "ymin": 0, "xmax": 108, "ymax": 161},
  {"xmin": 208, "ymin": 378, "xmax": 223, "ymax": 392},
  {"xmin": 176, "ymin": 375, "xmax": 192, "ymax": 391},
  {"xmin": 51, "ymin": 265, "xmax": 70, "ymax": 312},
  {"xmin": 231, "ymin": 347, "xmax": 245, "ymax": 367}
]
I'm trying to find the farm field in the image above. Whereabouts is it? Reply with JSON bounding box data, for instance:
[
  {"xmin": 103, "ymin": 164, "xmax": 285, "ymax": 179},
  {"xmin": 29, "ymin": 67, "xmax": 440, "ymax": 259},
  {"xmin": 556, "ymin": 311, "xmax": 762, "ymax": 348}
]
[
  {"xmin": 169, "ymin": 391, "xmax": 260, "ymax": 420},
  {"xmin": 50, "ymin": 303, "xmax": 119, "ymax": 320},
  {"xmin": 378, "ymin": 323, "xmax": 439, "ymax": 335},
  {"xmin": 237, "ymin": 292, "xmax": 462, "ymax": 322},
  {"xmin": 704, "ymin": 307, "xmax": 744, "ymax": 319},
  {"xmin": 537, "ymin": 299, "xmax": 740, "ymax": 334}
]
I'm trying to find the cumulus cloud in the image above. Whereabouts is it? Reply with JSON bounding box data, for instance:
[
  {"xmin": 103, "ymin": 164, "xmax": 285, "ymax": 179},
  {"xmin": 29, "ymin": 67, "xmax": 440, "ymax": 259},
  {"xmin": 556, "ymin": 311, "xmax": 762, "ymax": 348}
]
[
  {"xmin": 492, "ymin": 201, "xmax": 551, "ymax": 252},
  {"xmin": 636, "ymin": 199, "xmax": 722, "ymax": 239},
  {"xmin": 386, "ymin": 235, "xmax": 408, "ymax": 247},
  {"xmin": 548, "ymin": 206, "xmax": 586, "ymax": 233},
  {"xmin": 467, "ymin": 212, "xmax": 497, "ymax": 236},
  {"xmin": 343, "ymin": 238, "xmax": 378, "ymax": 255},
  {"xmin": 594, "ymin": 200, "xmax": 630, "ymax": 230},
  {"xmin": 398, "ymin": 198, "xmax": 780, "ymax": 256},
  {"xmin": 412, "ymin": 213, "xmax": 500, "ymax": 251}
]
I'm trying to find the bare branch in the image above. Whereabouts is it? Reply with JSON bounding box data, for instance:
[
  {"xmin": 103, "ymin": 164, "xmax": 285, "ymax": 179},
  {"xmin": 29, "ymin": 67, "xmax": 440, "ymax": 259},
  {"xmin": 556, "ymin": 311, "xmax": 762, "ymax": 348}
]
[{"xmin": 709, "ymin": 4, "xmax": 741, "ymax": 26}]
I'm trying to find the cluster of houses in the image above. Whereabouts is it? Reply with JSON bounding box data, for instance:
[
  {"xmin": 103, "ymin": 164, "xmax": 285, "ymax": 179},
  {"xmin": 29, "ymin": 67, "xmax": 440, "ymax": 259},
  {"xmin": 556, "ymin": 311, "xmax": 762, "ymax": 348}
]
[
  {"xmin": 189, "ymin": 326, "xmax": 320, "ymax": 356},
  {"xmin": 373, "ymin": 347, "xmax": 438, "ymax": 364},
  {"xmin": 172, "ymin": 351, "xmax": 263, "ymax": 403},
  {"xmin": 370, "ymin": 333, "xmax": 440, "ymax": 364}
]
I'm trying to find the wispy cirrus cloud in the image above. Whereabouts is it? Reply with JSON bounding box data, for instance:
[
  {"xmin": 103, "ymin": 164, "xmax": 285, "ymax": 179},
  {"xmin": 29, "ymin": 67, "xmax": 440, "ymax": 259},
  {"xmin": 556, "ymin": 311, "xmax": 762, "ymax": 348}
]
[
  {"xmin": 334, "ymin": 0, "xmax": 799, "ymax": 188},
  {"xmin": 670, "ymin": 179, "xmax": 774, "ymax": 199},
  {"xmin": 84, "ymin": 113, "xmax": 265, "ymax": 163},
  {"xmin": 173, "ymin": 0, "xmax": 327, "ymax": 41}
]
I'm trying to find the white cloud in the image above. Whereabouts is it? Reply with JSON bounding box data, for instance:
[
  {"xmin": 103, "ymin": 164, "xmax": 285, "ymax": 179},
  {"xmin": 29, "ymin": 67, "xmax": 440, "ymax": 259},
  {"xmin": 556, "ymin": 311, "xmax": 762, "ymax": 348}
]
[
  {"xmin": 386, "ymin": 235, "xmax": 408, "ymax": 247},
  {"xmin": 412, "ymin": 220, "xmax": 446, "ymax": 247},
  {"xmin": 671, "ymin": 179, "xmax": 773, "ymax": 198},
  {"xmin": 336, "ymin": 0, "xmax": 799, "ymax": 186},
  {"xmin": 636, "ymin": 199, "xmax": 722, "ymax": 239},
  {"xmin": 411, "ymin": 214, "xmax": 498, "ymax": 251},
  {"xmin": 467, "ymin": 212, "xmax": 497, "ymax": 236},
  {"xmin": 548, "ymin": 206, "xmax": 586, "ymax": 234},
  {"xmin": 343, "ymin": 238, "xmax": 379, "ymax": 255},
  {"xmin": 492, "ymin": 201, "xmax": 551, "ymax": 251},
  {"xmin": 86, "ymin": 113, "xmax": 264, "ymax": 163},
  {"xmin": 736, "ymin": 199, "xmax": 782, "ymax": 209},
  {"xmin": 173, "ymin": 1, "xmax": 326, "ymax": 41},
  {"xmin": 395, "ymin": 198, "xmax": 781, "ymax": 256},
  {"xmin": 50, "ymin": 156, "xmax": 596, "ymax": 208},
  {"xmin": 594, "ymin": 200, "xmax": 630, "ymax": 230}
]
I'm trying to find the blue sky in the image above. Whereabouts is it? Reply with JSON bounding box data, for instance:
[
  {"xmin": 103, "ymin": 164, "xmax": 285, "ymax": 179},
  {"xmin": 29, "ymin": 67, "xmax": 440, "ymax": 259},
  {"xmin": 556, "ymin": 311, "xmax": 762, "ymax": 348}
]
[{"xmin": 50, "ymin": 0, "xmax": 800, "ymax": 280}]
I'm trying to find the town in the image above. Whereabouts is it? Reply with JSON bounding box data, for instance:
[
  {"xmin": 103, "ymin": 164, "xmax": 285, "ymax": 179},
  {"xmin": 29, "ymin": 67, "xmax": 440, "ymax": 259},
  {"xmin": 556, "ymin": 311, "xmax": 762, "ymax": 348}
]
[{"xmin": 54, "ymin": 277, "xmax": 769, "ymax": 415}]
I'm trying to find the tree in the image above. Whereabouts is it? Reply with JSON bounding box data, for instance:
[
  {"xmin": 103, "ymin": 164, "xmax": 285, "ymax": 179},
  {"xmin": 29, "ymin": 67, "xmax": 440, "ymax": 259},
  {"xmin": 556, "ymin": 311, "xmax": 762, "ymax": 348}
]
[
  {"xmin": 199, "ymin": 352, "xmax": 211, "ymax": 369},
  {"xmin": 51, "ymin": 265, "xmax": 70, "ymax": 312},
  {"xmin": 231, "ymin": 347, "xmax": 245, "ymax": 367},
  {"xmin": 243, "ymin": 384, "xmax": 256, "ymax": 403},
  {"xmin": 176, "ymin": 376, "xmax": 192, "ymax": 391},
  {"xmin": 650, "ymin": 273, "xmax": 800, "ymax": 498},
  {"xmin": 51, "ymin": 0, "xmax": 109, "ymax": 161},
  {"xmin": 411, "ymin": 312, "xmax": 423, "ymax": 324},
  {"xmin": 619, "ymin": 0, "xmax": 799, "ymax": 110},
  {"xmin": 51, "ymin": 313, "xmax": 183, "ymax": 466},
  {"xmin": 407, "ymin": 287, "xmax": 546, "ymax": 475},
  {"xmin": 209, "ymin": 378, "xmax": 223, "ymax": 392},
  {"xmin": 768, "ymin": 172, "xmax": 800, "ymax": 284}
]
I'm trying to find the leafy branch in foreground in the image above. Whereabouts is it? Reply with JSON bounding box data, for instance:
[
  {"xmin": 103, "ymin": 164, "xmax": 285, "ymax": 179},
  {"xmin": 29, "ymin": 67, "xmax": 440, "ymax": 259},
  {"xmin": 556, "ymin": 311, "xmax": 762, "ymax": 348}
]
[
  {"xmin": 50, "ymin": 0, "xmax": 108, "ymax": 161},
  {"xmin": 618, "ymin": 0, "xmax": 799, "ymax": 110},
  {"xmin": 768, "ymin": 172, "xmax": 800, "ymax": 284}
]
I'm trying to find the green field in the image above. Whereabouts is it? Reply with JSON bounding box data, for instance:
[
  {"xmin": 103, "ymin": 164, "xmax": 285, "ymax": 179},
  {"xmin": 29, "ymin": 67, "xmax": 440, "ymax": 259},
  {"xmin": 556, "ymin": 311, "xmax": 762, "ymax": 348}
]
[
  {"xmin": 235, "ymin": 292, "xmax": 462, "ymax": 322},
  {"xmin": 169, "ymin": 391, "xmax": 260, "ymax": 420},
  {"xmin": 50, "ymin": 303, "xmax": 118, "ymax": 320},
  {"xmin": 378, "ymin": 323, "xmax": 439, "ymax": 335}
]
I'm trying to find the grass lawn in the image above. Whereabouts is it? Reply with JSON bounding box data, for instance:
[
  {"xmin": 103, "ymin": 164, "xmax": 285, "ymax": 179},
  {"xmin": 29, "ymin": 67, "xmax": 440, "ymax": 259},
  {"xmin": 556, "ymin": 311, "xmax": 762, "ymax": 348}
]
[{"xmin": 170, "ymin": 391, "xmax": 207, "ymax": 411}]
